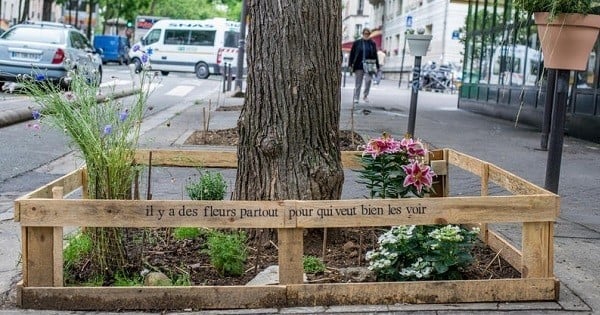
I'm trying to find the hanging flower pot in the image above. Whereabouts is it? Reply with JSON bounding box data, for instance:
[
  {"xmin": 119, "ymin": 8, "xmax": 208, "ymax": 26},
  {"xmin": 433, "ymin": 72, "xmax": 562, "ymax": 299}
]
[{"xmin": 534, "ymin": 12, "xmax": 600, "ymax": 71}]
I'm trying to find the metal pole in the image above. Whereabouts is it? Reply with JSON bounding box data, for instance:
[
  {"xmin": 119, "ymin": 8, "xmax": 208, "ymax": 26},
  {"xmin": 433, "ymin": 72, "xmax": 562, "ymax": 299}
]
[
  {"xmin": 544, "ymin": 69, "xmax": 569, "ymax": 194},
  {"xmin": 398, "ymin": 36, "xmax": 407, "ymax": 87},
  {"xmin": 235, "ymin": 0, "xmax": 248, "ymax": 92},
  {"xmin": 227, "ymin": 64, "xmax": 233, "ymax": 91},
  {"xmin": 407, "ymin": 55, "xmax": 422, "ymax": 137},
  {"xmin": 540, "ymin": 69, "xmax": 556, "ymax": 151},
  {"xmin": 222, "ymin": 63, "xmax": 228, "ymax": 93}
]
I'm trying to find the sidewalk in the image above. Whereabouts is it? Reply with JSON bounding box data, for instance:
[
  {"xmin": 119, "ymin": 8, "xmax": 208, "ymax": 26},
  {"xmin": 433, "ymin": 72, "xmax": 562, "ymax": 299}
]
[{"xmin": 1, "ymin": 78, "xmax": 599, "ymax": 314}]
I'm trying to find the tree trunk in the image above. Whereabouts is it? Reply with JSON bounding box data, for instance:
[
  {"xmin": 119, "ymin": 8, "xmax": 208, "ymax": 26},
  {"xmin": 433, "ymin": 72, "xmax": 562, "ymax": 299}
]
[
  {"xmin": 42, "ymin": 0, "xmax": 53, "ymax": 21},
  {"xmin": 235, "ymin": 1, "xmax": 343, "ymax": 203}
]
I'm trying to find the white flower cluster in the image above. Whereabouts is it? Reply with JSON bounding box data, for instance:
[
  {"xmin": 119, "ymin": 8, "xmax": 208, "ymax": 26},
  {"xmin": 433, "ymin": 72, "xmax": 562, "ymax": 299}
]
[
  {"xmin": 398, "ymin": 257, "xmax": 433, "ymax": 279},
  {"xmin": 428, "ymin": 225, "xmax": 464, "ymax": 242},
  {"xmin": 366, "ymin": 247, "xmax": 398, "ymax": 271},
  {"xmin": 378, "ymin": 225, "xmax": 415, "ymax": 245}
]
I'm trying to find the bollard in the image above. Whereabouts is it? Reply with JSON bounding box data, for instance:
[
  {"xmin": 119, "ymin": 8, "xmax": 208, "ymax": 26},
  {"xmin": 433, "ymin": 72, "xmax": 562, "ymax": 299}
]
[
  {"xmin": 227, "ymin": 63, "xmax": 233, "ymax": 91},
  {"xmin": 222, "ymin": 63, "xmax": 228, "ymax": 93},
  {"xmin": 407, "ymin": 56, "xmax": 422, "ymax": 137}
]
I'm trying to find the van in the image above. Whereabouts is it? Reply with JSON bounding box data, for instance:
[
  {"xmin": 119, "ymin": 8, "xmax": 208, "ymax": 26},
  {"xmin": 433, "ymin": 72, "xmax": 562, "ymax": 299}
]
[
  {"xmin": 128, "ymin": 18, "xmax": 240, "ymax": 79},
  {"xmin": 93, "ymin": 35, "xmax": 130, "ymax": 65}
]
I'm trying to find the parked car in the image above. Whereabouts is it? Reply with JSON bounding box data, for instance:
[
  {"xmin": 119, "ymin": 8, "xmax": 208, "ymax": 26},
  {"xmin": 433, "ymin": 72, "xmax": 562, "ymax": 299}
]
[
  {"xmin": 0, "ymin": 21, "xmax": 103, "ymax": 87},
  {"xmin": 93, "ymin": 35, "xmax": 129, "ymax": 65}
]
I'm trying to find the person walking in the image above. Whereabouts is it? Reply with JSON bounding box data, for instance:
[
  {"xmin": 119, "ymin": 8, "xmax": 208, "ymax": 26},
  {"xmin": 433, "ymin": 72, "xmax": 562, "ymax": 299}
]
[
  {"xmin": 375, "ymin": 48, "xmax": 386, "ymax": 85},
  {"xmin": 348, "ymin": 28, "xmax": 379, "ymax": 103}
]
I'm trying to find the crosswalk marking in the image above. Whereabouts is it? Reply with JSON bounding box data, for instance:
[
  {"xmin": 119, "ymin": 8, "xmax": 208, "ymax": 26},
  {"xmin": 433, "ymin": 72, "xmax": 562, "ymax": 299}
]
[{"xmin": 165, "ymin": 85, "xmax": 195, "ymax": 97}]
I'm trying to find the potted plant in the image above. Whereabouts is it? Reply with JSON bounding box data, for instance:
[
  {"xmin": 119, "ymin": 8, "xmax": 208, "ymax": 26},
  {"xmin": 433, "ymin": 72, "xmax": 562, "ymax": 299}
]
[{"xmin": 513, "ymin": 0, "xmax": 600, "ymax": 70}]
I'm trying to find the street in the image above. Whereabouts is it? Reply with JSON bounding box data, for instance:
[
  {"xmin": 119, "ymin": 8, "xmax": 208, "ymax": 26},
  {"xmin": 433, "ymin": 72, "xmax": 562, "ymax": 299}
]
[{"xmin": 0, "ymin": 64, "xmax": 222, "ymax": 216}]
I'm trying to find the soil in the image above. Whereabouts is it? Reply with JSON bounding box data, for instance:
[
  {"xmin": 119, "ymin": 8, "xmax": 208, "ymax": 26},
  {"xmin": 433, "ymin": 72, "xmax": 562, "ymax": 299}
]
[
  {"xmin": 68, "ymin": 128, "xmax": 520, "ymax": 286},
  {"xmin": 184, "ymin": 128, "xmax": 366, "ymax": 151}
]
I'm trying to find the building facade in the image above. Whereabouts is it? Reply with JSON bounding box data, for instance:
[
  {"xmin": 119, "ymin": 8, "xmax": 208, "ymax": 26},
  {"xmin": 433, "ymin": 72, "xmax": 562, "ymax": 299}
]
[
  {"xmin": 367, "ymin": 0, "xmax": 468, "ymax": 81},
  {"xmin": 458, "ymin": 0, "xmax": 600, "ymax": 143}
]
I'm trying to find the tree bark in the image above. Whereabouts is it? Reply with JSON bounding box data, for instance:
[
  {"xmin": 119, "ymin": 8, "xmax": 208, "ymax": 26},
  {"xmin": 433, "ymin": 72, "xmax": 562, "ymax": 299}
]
[{"xmin": 235, "ymin": 1, "xmax": 343, "ymax": 203}]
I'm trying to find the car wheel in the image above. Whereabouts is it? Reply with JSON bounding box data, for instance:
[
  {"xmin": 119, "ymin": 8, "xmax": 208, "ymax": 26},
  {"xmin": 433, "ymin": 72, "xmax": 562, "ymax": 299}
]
[
  {"xmin": 195, "ymin": 62, "xmax": 210, "ymax": 79},
  {"xmin": 161, "ymin": 71, "xmax": 169, "ymax": 76}
]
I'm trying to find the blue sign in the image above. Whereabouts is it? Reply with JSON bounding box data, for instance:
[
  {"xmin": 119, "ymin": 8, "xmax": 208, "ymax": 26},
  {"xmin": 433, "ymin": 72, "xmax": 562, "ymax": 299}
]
[
  {"xmin": 406, "ymin": 16, "xmax": 413, "ymax": 28},
  {"xmin": 452, "ymin": 30, "xmax": 460, "ymax": 40}
]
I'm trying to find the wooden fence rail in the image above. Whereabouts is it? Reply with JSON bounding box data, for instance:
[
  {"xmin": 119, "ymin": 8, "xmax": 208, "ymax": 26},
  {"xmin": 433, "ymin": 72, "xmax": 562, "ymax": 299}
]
[{"xmin": 14, "ymin": 149, "xmax": 560, "ymax": 310}]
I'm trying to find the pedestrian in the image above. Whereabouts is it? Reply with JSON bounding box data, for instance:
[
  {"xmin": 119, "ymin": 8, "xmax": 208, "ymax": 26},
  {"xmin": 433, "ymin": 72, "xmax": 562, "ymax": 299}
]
[
  {"xmin": 375, "ymin": 48, "xmax": 386, "ymax": 85},
  {"xmin": 348, "ymin": 28, "xmax": 379, "ymax": 103}
]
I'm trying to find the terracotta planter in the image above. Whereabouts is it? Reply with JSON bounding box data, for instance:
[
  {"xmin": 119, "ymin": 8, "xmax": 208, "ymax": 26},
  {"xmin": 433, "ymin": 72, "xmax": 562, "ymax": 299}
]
[{"xmin": 534, "ymin": 12, "xmax": 600, "ymax": 71}]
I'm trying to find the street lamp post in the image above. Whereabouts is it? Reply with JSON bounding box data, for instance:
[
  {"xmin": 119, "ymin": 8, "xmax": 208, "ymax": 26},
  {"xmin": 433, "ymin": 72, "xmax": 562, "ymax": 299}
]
[
  {"xmin": 405, "ymin": 29, "xmax": 432, "ymax": 138},
  {"xmin": 398, "ymin": 35, "xmax": 407, "ymax": 87},
  {"xmin": 235, "ymin": 0, "xmax": 248, "ymax": 92}
]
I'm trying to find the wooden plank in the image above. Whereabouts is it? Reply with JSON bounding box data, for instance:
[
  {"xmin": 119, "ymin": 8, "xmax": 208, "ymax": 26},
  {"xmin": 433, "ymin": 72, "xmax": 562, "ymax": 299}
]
[
  {"xmin": 522, "ymin": 222, "xmax": 554, "ymax": 278},
  {"xmin": 18, "ymin": 195, "xmax": 558, "ymax": 228},
  {"xmin": 479, "ymin": 163, "xmax": 490, "ymax": 242},
  {"xmin": 488, "ymin": 164, "xmax": 551, "ymax": 195},
  {"xmin": 17, "ymin": 196, "xmax": 559, "ymax": 228},
  {"xmin": 429, "ymin": 149, "xmax": 449, "ymax": 197},
  {"xmin": 134, "ymin": 149, "xmax": 238, "ymax": 168},
  {"xmin": 19, "ymin": 168, "xmax": 84, "ymax": 200},
  {"xmin": 52, "ymin": 187, "xmax": 64, "ymax": 287},
  {"xmin": 19, "ymin": 279, "xmax": 557, "ymax": 310},
  {"xmin": 278, "ymin": 228, "xmax": 304, "ymax": 284},
  {"xmin": 287, "ymin": 278, "xmax": 557, "ymax": 306},
  {"xmin": 19, "ymin": 285, "xmax": 286, "ymax": 310},
  {"xmin": 447, "ymin": 149, "xmax": 486, "ymax": 177},
  {"xmin": 486, "ymin": 229, "xmax": 523, "ymax": 271},
  {"xmin": 341, "ymin": 151, "xmax": 362, "ymax": 169},
  {"xmin": 135, "ymin": 149, "xmax": 374, "ymax": 170},
  {"xmin": 25, "ymin": 227, "xmax": 55, "ymax": 286}
]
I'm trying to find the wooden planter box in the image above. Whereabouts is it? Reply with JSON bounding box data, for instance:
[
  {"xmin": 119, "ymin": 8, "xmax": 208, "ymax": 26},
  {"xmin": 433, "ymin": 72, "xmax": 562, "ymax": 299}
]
[{"xmin": 14, "ymin": 149, "xmax": 559, "ymax": 311}]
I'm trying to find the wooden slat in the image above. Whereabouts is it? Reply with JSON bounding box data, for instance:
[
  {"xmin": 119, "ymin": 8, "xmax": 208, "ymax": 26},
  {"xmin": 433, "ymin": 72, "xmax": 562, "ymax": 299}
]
[
  {"xmin": 134, "ymin": 149, "xmax": 237, "ymax": 168},
  {"xmin": 19, "ymin": 168, "xmax": 84, "ymax": 200},
  {"xmin": 447, "ymin": 149, "xmax": 487, "ymax": 177},
  {"xmin": 488, "ymin": 164, "xmax": 551, "ymax": 195},
  {"xmin": 18, "ymin": 279, "xmax": 557, "ymax": 310},
  {"xmin": 19, "ymin": 285, "xmax": 286, "ymax": 310},
  {"xmin": 486, "ymin": 229, "xmax": 523, "ymax": 271},
  {"xmin": 287, "ymin": 278, "xmax": 557, "ymax": 305},
  {"xmin": 17, "ymin": 195, "xmax": 558, "ymax": 228},
  {"xmin": 52, "ymin": 187, "xmax": 64, "ymax": 287},
  {"xmin": 278, "ymin": 228, "xmax": 304, "ymax": 284},
  {"xmin": 522, "ymin": 222, "xmax": 554, "ymax": 278},
  {"xmin": 429, "ymin": 149, "xmax": 449, "ymax": 197},
  {"xmin": 25, "ymin": 227, "xmax": 54, "ymax": 286}
]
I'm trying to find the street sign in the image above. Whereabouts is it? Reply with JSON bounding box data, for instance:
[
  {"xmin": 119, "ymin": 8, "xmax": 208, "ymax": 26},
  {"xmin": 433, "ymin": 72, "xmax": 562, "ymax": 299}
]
[
  {"xmin": 452, "ymin": 30, "xmax": 460, "ymax": 40},
  {"xmin": 406, "ymin": 16, "xmax": 413, "ymax": 28}
]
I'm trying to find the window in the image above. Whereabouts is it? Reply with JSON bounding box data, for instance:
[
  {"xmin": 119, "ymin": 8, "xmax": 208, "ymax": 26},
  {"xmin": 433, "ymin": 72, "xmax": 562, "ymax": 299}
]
[
  {"xmin": 145, "ymin": 29, "xmax": 161, "ymax": 45},
  {"xmin": 188, "ymin": 30, "xmax": 215, "ymax": 46},
  {"xmin": 224, "ymin": 31, "xmax": 240, "ymax": 48},
  {"xmin": 357, "ymin": 0, "xmax": 364, "ymax": 15},
  {"xmin": 355, "ymin": 24, "xmax": 362, "ymax": 39}
]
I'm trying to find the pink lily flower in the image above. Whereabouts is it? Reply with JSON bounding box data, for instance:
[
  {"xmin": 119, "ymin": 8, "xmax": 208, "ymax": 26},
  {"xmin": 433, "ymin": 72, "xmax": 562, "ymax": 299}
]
[{"xmin": 402, "ymin": 161, "xmax": 435, "ymax": 193}]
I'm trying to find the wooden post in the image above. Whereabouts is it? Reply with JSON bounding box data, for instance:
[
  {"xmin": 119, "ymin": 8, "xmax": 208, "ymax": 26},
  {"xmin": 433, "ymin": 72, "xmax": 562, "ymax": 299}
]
[
  {"xmin": 479, "ymin": 163, "xmax": 490, "ymax": 242},
  {"xmin": 429, "ymin": 149, "xmax": 448, "ymax": 198},
  {"xmin": 522, "ymin": 222, "xmax": 554, "ymax": 278},
  {"xmin": 23, "ymin": 187, "xmax": 64, "ymax": 287},
  {"xmin": 278, "ymin": 228, "xmax": 304, "ymax": 284}
]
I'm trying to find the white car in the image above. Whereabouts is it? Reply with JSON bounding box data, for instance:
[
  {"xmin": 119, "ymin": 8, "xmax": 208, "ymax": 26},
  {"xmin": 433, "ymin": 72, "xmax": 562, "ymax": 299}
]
[{"xmin": 0, "ymin": 21, "xmax": 103, "ymax": 87}]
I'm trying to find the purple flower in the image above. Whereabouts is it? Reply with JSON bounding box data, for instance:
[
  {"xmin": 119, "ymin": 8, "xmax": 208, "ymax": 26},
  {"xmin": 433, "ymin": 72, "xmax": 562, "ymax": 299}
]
[
  {"xmin": 32, "ymin": 110, "xmax": 41, "ymax": 120},
  {"xmin": 132, "ymin": 44, "xmax": 140, "ymax": 52},
  {"xmin": 35, "ymin": 73, "xmax": 45, "ymax": 81},
  {"xmin": 141, "ymin": 53, "xmax": 149, "ymax": 64},
  {"xmin": 119, "ymin": 110, "xmax": 129, "ymax": 122},
  {"xmin": 103, "ymin": 124, "xmax": 112, "ymax": 136}
]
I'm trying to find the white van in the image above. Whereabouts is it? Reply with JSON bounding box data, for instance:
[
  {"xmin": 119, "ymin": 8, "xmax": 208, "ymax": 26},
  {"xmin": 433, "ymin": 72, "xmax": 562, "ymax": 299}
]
[{"xmin": 128, "ymin": 18, "xmax": 240, "ymax": 79}]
